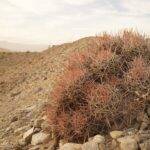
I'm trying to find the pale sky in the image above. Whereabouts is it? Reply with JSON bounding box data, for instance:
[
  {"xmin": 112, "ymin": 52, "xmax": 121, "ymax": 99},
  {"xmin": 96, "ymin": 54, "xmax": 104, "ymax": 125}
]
[{"xmin": 0, "ymin": 0, "xmax": 150, "ymax": 45}]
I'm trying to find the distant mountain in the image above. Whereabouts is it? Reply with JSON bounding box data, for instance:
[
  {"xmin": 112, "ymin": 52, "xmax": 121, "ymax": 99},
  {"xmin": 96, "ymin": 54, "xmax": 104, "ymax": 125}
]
[{"xmin": 0, "ymin": 41, "xmax": 48, "ymax": 52}]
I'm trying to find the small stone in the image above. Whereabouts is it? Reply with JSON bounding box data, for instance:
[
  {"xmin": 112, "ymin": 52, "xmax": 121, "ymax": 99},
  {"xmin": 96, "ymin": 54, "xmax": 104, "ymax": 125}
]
[
  {"xmin": 117, "ymin": 136, "xmax": 138, "ymax": 150},
  {"xmin": 110, "ymin": 131, "xmax": 123, "ymax": 139},
  {"xmin": 31, "ymin": 132, "xmax": 50, "ymax": 145},
  {"xmin": 139, "ymin": 139, "xmax": 150, "ymax": 150},
  {"xmin": 59, "ymin": 143, "xmax": 82, "ymax": 150},
  {"xmin": 92, "ymin": 135, "xmax": 105, "ymax": 143},
  {"xmin": 23, "ymin": 127, "xmax": 34, "ymax": 143},
  {"xmin": 42, "ymin": 115, "xmax": 48, "ymax": 121}
]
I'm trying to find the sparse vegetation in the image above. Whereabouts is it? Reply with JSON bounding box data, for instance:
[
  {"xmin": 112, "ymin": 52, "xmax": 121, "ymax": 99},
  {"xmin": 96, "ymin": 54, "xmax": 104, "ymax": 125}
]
[{"xmin": 47, "ymin": 30, "xmax": 150, "ymax": 142}]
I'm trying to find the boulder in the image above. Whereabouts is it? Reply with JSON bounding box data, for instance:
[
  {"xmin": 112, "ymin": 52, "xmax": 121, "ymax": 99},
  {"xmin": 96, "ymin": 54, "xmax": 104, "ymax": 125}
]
[
  {"xmin": 117, "ymin": 136, "xmax": 138, "ymax": 150},
  {"xmin": 31, "ymin": 132, "xmax": 50, "ymax": 145},
  {"xmin": 110, "ymin": 131, "xmax": 123, "ymax": 139},
  {"xmin": 59, "ymin": 143, "xmax": 82, "ymax": 150}
]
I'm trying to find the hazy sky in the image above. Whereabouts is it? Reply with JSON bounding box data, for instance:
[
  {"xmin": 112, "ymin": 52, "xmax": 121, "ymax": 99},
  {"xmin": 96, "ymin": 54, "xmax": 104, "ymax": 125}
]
[{"xmin": 0, "ymin": 0, "xmax": 150, "ymax": 45}]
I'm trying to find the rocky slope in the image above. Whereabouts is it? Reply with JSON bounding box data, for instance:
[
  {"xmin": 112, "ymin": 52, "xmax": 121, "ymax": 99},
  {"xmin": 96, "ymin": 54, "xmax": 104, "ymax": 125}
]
[{"xmin": 0, "ymin": 37, "xmax": 98, "ymax": 146}]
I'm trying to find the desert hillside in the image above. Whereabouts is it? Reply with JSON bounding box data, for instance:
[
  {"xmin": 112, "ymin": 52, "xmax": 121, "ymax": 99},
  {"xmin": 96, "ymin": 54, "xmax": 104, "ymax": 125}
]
[
  {"xmin": 0, "ymin": 34, "xmax": 150, "ymax": 150},
  {"xmin": 0, "ymin": 37, "xmax": 98, "ymax": 146}
]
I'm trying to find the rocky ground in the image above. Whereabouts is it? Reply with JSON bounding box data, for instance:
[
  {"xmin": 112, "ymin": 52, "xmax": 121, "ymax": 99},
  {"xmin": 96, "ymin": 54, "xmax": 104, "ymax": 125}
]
[{"xmin": 0, "ymin": 37, "xmax": 150, "ymax": 150}]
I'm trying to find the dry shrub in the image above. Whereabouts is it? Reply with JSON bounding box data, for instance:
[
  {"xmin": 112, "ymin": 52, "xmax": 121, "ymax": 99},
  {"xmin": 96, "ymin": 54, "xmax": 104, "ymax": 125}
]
[
  {"xmin": 47, "ymin": 30, "xmax": 150, "ymax": 142},
  {"xmin": 125, "ymin": 57, "xmax": 149, "ymax": 85}
]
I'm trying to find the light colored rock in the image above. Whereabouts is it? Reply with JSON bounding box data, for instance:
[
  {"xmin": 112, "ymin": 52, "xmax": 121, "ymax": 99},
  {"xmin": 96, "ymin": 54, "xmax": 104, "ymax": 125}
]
[
  {"xmin": 59, "ymin": 143, "xmax": 82, "ymax": 150},
  {"xmin": 42, "ymin": 115, "xmax": 48, "ymax": 121},
  {"xmin": 92, "ymin": 135, "xmax": 105, "ymax": 143},
  {"xmin": 139, "ymin": 139, "xmax": 150, "ymax": 150},
  {"xmin": 23, "ymin": 127, "xmax": 34, "ymax": 143},
  {"xmin": 110, "ymin": 131, "xmax": 123, "ymax": 139},
  {"xmin": 117, "ymin": 136, "xmax": 138, "ymax": 150},
  {"xmin": 31, "ymin": 132, "xmax": 50, "ymax": 145}
]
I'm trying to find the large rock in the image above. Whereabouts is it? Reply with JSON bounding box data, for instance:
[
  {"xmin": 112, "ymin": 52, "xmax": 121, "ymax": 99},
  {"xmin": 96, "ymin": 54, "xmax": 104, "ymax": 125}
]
[
  {"xmin": 31, "ymin": 132, "xmax": 50, "ymax": 145},
  {"xmin": 110, "ymin": 131, "xmax": 123, "ymax": 139},
  {"xmin": 117, "ymin": 136, "xmax": 138, "ymax": 150},
  {"xmin": 23, "ymin": 127, "xmax": 34, "ymax": 143},
  {"xmin": 59, "ymin": 143, "xmax": 82, "ymax": 150},
  {"xmin": 139, "ymin": 139, "xmax": 150, "ymax": 150}
]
